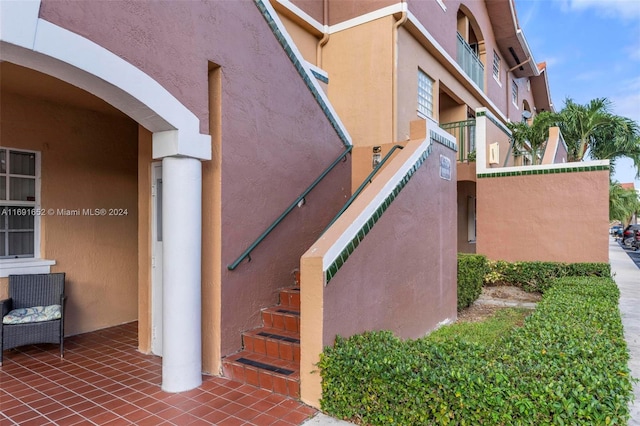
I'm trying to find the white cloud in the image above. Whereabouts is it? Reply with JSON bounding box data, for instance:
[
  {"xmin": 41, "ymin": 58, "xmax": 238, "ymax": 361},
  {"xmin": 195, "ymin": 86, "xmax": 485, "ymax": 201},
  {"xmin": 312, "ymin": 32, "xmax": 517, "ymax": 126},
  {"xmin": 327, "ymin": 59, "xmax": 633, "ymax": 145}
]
[
  {"xmin": 625, "ymin": 41, "xmax": 640, "ymax": 61},
  {"xmin": 611, "ymin": 76, "xmax": 640, "ymax": 123},
  {"xmin": 567, "ymin": 0, "xmax": 640, "ymax": 20}
]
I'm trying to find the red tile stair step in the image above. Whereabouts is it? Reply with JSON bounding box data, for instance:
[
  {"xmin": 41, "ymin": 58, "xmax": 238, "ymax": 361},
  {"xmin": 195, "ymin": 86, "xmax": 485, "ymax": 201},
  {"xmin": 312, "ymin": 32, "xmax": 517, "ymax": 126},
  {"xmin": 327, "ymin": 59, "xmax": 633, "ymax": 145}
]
[{"xmin": 222, "ymin": 287, "xmax": 301, "ymax": 398}]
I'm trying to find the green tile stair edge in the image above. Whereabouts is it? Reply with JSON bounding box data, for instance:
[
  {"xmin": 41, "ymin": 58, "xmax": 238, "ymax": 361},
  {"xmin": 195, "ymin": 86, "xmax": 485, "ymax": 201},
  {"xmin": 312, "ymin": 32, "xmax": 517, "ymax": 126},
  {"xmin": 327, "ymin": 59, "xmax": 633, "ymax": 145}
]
[
  {"xmin": 429, "ymin": 130, "xmax": 458, "ymax": 152},
  {"xmin": 254, "ymin": 0, "xmax": 349, "ymax": 148},
  {"xmin": 325, "ymin": 144, "xmax": 434, "ymax": 284},
  {"xmin": 311, "ymin": 69, "xmax": 329, "ymax": 84},
  {"xmin": 477, "ymin": 164, "xmax": 610, "ymax": 178}
]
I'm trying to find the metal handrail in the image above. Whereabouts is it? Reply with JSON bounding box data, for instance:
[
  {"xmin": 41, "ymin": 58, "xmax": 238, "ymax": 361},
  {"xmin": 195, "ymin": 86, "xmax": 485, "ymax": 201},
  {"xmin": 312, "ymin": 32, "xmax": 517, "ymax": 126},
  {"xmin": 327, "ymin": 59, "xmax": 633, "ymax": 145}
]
[
  {"xmin": 227, "ymin": 146, "xmax": 352, "ymax": 270},
  {"xmin": 322, "ymin": 145, "xmax": 404, "ymax": 234}
]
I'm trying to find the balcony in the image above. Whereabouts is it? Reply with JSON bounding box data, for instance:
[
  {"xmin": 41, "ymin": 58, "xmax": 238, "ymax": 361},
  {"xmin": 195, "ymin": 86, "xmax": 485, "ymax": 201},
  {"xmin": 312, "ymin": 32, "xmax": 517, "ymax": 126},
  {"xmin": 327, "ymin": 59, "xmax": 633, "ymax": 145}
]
[
  {"xmin": 441, "ymin": 118, "xmax": 476, "ymax": 162},
  {"xmin": 456, "ymin": 32, "xmax": 484, "ymax": 90}
]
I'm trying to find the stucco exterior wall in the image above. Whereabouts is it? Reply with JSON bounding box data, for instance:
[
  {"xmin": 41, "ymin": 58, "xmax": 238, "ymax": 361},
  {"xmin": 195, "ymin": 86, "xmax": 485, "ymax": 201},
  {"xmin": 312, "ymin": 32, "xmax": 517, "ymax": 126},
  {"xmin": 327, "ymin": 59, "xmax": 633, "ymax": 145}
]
[
  {"xmin": 323, "ymin": 16, "xmax": 394, "ymax": 148},
  {"xmin": 279, "ymin": 13, "xmax": 319, "ymax": 65},
  {"xmin": 322, "ymin": 141, "xmax": 457, "ymax": 345},
  {"xmin": 397, "ymin": 27, "xmax": 483, "ymax": 138},
  {"xmin": 476, "ymin": 169, "xmax": 610, "ymax": 263},
  {"xmin": 36, "ymin": 0, "xmax": 352, "ymax": 358},
  {"xmin": 300, "ymin": 122, "xmax": 458, "ymax": 406},
  {"xmin": 1, "ymin": 92, "xmax": 139, "ymax": 336},
  {"xmin": 327, "ymin": 0, "xmax": 397, "ymax": 25}
]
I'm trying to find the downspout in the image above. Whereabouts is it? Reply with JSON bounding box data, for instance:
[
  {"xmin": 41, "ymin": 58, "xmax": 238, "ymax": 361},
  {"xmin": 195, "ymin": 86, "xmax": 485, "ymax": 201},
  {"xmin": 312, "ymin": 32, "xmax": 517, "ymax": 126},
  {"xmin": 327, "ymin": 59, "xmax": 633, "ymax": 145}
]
[
  {"xmin": 392, "ymin": 2, "xmax": 408, "ymax": 143},
  {"xmin": 316, "ymin": 0, "xmax": 329, "ymax": 67}
]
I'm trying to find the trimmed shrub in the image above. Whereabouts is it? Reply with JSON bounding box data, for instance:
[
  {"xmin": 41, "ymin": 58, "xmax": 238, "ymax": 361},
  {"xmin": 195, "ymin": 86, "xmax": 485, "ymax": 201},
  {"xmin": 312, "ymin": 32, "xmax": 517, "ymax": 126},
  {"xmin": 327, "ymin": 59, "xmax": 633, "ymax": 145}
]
[
  {"xmin": 457, "ymin": 254, "xmax": 488, "ymax": 310},
  {"xmin": 319, "ymin": 277, "xmax": 632, "ymax": 425},
  {"xmin": 484, "ymin": 260, "xmax": 610, "ymax": 293}
]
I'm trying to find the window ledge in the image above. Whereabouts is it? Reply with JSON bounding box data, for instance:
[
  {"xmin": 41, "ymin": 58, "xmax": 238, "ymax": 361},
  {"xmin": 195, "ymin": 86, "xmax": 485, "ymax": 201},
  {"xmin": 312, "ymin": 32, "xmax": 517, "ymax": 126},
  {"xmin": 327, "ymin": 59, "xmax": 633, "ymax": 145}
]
[{"xmin": 0, "ymin": 258, "xmax": 56, "ymax": 278}]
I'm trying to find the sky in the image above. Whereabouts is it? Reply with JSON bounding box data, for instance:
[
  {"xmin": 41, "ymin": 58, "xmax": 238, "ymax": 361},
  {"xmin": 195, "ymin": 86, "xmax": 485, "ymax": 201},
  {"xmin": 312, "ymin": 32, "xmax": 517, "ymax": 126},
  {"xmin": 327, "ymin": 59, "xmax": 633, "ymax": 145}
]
[{"xmin": 514, "ymin": 0, "xmax": 640, "ymax": 187}]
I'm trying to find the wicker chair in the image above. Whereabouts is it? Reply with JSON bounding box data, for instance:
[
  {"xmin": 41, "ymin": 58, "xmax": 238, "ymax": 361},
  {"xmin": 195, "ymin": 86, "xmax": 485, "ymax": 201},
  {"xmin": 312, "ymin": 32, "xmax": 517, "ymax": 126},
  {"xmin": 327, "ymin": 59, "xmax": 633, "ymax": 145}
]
[{"xmin": 0, "ymin": 273, "xmax": 66, "ymax": 365}]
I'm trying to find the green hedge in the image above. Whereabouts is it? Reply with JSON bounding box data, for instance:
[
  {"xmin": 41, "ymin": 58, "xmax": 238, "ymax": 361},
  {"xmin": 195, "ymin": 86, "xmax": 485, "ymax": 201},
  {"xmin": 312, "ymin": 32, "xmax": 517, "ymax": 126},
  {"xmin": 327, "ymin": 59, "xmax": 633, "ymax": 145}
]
[
  {"xmin": 319, "ymin": 277, "xmax": 632, "ymax": 425},
  {"xmin": 485, "ymin": 260, "xmax": 610, "ymax": 293},
  {"xmin": 457, "ymin": 254, "xmax": 488, "ymax": 311}
]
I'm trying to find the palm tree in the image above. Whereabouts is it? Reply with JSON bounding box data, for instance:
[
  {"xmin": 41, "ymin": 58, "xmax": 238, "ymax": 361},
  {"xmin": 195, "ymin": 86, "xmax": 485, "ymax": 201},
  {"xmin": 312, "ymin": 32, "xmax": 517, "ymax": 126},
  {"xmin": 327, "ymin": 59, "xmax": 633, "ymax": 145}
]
[
  {"xmin": 507, "ymin": 111, "xmax": 556, "ymax": 165},
  {"xmin": 558, "ymin": 98, "xmax": 614, "ymax": 162},
  {"xmin": 609, "ymin": 182, "xmax": 640, "ymax": 225},
  {"xmin": 589, "ymin": 115, "xmax": 640, "ymax": 178}
]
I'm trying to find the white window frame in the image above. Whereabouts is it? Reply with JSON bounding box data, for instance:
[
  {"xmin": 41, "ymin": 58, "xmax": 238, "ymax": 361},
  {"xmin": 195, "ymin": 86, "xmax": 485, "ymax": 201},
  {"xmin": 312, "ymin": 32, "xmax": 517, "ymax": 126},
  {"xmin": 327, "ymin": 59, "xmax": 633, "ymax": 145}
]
[
  {"xmin": 417, "ymin": 69, "xmax": 434, "ymax": 119},
  {"xmin": 0, "ymin": 147, "xmax": 54, "ymax": 277},
  {"xmin": 511, "ymin": 79, "xmax": 519, "ymax": 108},
  {"xmin": 492, "ymin": 51, "xmax": 501, "ymax": 85}
]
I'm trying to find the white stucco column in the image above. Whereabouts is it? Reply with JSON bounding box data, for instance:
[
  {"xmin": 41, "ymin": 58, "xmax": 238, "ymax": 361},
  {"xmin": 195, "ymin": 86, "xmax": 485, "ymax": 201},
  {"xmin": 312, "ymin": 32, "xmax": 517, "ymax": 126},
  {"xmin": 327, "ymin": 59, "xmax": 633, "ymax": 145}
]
[{"xmin": 161, "ymin": 155, "xmax": 202, "ymax": 392}]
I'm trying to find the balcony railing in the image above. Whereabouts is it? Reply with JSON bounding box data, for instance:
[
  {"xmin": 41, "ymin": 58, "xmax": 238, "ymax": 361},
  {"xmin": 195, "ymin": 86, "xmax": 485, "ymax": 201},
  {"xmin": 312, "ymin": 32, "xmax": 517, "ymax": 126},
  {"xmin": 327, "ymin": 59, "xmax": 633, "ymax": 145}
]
[
  {"xmin": 456, "ymin": 32, "xmax": 484, "ymax": 90},
  {"xmin": 441, "ymin": 119, "xmax": 476, "ymax": 162}
]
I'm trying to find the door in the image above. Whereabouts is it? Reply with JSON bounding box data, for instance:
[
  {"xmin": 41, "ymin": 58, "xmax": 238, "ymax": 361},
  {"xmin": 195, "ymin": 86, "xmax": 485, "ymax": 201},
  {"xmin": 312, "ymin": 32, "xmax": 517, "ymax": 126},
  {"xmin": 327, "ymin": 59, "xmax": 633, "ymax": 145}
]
[{"xmin": 151, "ymin": 163, "xmax": 163, "ymax": 356}]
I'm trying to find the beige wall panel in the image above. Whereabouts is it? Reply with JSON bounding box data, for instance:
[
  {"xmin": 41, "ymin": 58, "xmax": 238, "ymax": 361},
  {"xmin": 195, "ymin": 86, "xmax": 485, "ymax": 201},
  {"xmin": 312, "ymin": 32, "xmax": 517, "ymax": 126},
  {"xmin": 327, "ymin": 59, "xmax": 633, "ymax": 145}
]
[
  {"xmin": 324, "ymin": 17, "xmax": 394, "ymax": 148},
  {"xmin": 137, "ymin": 128, "xmax": 152, "ymax": 353},
  {"xmin": 279, "ymin": 13, "xmax": 319, "ymax": 65},
  {"xmin": 476, "ymin": 170, "xmax": 610, "ymax": 263},
  {"xmin": 1, "ymin": 92, "xmax": 138, "ymax": 336}
]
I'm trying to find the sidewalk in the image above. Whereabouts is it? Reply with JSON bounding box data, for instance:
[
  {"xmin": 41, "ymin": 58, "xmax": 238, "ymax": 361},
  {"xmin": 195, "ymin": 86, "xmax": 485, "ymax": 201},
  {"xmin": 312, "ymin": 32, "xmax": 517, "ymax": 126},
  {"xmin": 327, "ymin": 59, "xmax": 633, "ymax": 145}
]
[{"xmin": 609, "ymin": 239, "xmax": 640, "ymax": 425}]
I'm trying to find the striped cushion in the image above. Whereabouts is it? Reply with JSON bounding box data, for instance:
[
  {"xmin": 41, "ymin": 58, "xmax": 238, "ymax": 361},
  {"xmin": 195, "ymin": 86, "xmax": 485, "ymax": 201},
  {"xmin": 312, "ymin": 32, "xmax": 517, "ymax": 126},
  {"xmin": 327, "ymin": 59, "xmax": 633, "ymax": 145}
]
[{"xmin": 3, "ymin": 305, "xmax": 62, "ymax": 324}]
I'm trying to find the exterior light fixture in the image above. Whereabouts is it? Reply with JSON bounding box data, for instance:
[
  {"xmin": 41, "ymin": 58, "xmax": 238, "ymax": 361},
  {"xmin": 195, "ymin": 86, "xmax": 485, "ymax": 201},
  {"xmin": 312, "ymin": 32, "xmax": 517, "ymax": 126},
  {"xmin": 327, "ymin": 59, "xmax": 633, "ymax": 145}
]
[{"xmin": 372, "ymin": 146, "xmax": 382, "ymax": 168}]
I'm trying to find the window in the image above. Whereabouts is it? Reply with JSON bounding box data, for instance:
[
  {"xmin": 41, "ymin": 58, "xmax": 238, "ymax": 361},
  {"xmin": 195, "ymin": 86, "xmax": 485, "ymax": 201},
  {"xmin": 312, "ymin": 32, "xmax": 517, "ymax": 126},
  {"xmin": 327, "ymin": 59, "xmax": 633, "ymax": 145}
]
[
  {"xmin": 417, "ymin": 69, "xmax": 434, "ymax": 118},
  {"xmin": 511, "ymin": 79, "xmax": 518, "ymax": 106},
  {"xmin": 492, "ymin": 51, "xmax": 500, "ymax": 81},
  {"xmin": 0, "ymin": 148, "xmax": 38, "ymax": 259}
]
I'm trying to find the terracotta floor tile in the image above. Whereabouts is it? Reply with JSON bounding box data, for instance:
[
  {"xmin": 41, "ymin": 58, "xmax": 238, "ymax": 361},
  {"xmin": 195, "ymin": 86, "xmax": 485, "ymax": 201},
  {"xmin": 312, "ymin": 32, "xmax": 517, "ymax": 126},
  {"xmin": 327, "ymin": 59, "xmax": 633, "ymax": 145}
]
[{"xmin": 1, "ymin": 322, "xmax": 316, "ymax": 426}]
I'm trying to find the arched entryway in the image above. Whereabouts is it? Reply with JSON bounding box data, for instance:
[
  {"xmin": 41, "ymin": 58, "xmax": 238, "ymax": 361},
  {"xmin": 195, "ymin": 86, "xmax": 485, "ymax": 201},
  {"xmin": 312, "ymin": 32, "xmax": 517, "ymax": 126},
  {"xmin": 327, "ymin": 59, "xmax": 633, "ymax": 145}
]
[{"xmin": 1, "ymin": 1, "xmax": 211, "ymax": 393}]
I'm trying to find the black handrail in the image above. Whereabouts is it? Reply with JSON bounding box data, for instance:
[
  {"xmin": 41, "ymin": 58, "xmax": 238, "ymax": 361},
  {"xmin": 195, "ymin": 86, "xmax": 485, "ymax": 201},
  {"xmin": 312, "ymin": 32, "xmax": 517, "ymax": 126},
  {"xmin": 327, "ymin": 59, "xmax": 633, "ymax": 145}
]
[
  {"xmin": 322, "ymin": 144, "xmax": 404, "ymax": 234},
  {"xmin": 227, "ymin": 146, "xmax": 352, "ymax": 270}
]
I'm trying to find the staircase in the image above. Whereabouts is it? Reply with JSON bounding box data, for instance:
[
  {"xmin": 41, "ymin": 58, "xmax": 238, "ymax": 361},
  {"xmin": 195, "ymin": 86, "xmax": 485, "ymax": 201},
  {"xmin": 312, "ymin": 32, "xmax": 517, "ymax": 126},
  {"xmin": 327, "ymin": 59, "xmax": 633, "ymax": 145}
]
[{"xmin": 222, "ymin": 287, "xmax": 301, "ymax": 397}]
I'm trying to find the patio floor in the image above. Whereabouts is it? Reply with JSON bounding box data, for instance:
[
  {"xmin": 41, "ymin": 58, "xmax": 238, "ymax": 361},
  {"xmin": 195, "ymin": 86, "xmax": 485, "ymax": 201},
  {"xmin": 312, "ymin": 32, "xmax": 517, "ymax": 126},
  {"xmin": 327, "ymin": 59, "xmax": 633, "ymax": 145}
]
[{"xmin": 0, "ymin": 322, "xmax": 317, "ymax": 425}]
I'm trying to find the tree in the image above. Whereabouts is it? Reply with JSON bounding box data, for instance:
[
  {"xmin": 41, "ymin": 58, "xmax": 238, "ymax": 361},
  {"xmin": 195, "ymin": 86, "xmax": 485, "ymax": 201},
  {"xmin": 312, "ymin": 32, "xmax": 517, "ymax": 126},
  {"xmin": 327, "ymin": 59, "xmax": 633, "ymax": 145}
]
[
  {"xmin": 589, "ymin": 115, "xmax": 640, "ymax": 178},
  {"xmin": 558, "ymin": 98, "xmax": 614, "ymax": 162},
  {"xmin": 558, "ymin": 98, "xmax": 640, "ymax": 177},
  {"xmin": 609, "ymin": 182, "xmax": 640, "ymax": 226},
  {"xmin": 507, "ymin": 111, "xmax": 556, "ymax": 165}
]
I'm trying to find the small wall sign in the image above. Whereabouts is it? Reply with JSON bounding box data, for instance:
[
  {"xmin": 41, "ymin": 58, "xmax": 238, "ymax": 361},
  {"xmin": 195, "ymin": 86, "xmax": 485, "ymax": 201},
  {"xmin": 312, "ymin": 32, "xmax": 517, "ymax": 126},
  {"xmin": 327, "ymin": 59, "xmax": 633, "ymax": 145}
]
[{"xmin": 440, "ymin": 155, "xmax": 451, "ymax": 181}]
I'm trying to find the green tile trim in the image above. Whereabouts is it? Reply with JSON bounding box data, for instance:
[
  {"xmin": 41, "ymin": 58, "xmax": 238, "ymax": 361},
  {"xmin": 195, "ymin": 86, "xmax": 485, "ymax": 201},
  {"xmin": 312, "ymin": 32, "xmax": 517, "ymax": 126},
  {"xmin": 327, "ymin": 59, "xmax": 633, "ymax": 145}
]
[
  {"xmin": 429, "ymin": 130, "xmax": 458, "ymax": 152},
  {"xmin": 254, "ymin": 0, "xmax": 349, "ymax": 148},
  {"xmin": 476, "ymin": 110, "xmax": 511, "ymax": 137},
  {"xmin": 477, "ymin": 164, "xmax": 609, "ymax": 179},
  {"xmin": 325, "ymin": 144, "xmax": 435, "ymax": 284},
  {"xmin": 311, "ymin": 69, "xmax": 329, "ymax": 84}
]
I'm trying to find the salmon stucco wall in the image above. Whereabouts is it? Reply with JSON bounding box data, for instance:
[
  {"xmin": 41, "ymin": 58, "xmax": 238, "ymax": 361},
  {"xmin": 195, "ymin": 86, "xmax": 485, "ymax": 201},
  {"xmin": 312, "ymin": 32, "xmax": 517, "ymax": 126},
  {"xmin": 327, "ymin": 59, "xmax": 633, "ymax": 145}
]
[
  {"xmin": 38, "ymin": 0, "xmax": 353, "ymax": 357},
  {"xmin": 1, "ymin": 91, "xmax": 139, "ymax": 336},
  {"xmin": 476, "ymin": 169, "xmax": 610, "ymax": 263},
  {"xmin": 321, "ymin": 141, "xmax": 458, "ymax": 346}
]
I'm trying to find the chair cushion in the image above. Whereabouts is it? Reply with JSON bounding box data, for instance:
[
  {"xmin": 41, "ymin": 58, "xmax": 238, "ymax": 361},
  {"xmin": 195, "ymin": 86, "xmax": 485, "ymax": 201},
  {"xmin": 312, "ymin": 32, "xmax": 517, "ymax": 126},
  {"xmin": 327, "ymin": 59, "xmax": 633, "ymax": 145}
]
[{"xmin": 3, "ymin": 305, "xmax": 62, "ymax": 325}]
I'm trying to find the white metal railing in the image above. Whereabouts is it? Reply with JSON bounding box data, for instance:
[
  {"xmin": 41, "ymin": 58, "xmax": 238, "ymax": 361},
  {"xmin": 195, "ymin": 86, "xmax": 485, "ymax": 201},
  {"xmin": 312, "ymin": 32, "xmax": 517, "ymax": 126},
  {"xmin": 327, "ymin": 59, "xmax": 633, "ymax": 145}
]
[{"xmin": 456, "ymin": 32, "xmax": 484, "ymax": 90}]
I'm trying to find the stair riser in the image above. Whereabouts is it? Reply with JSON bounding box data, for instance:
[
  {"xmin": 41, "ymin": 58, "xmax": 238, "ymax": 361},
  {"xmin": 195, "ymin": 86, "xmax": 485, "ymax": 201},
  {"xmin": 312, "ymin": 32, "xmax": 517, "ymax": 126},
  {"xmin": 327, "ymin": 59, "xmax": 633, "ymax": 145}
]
[
  {"xmin": 242, "ymin": 334, "xmax": 300, "ymax": 362},
  {"xmin": 261, "ymin": 311, "xmax": 300, "ymax": 333},
  {"xmin": 279, "ymin": 290, "xmax": 300, "ymax": 309},
  {"xmin": 222, "ymin": 361, "xmax": 300, "ymax": 398}
]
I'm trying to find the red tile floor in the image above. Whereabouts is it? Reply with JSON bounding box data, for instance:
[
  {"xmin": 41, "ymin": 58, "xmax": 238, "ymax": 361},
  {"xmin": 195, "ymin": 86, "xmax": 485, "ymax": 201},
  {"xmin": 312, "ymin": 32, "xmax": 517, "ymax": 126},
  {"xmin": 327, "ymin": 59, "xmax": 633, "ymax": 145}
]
[{"xmin": 0, "ymin": 322, "xmax": 317, "ymax": 425}]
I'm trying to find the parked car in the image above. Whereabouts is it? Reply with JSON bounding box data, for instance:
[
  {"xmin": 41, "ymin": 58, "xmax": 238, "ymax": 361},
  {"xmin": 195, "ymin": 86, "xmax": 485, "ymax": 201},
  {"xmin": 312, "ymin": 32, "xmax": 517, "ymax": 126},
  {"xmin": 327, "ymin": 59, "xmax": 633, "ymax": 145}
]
[
  {"xmin": 610, "ymin": 225, "xmax": 623, "ymax": 238},
  {"xmin": 622, "ymin": 224, "xmax": 640, "ymax": 247}
]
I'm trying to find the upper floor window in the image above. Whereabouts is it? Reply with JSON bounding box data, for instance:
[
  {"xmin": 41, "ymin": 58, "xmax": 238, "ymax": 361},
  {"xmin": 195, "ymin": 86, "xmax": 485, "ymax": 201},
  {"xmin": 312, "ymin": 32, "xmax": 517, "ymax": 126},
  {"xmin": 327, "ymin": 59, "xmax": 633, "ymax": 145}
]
[
  {"xmin": 417, "ymin": 69, "xmax": 434, "ymax": 118},
  {"xmin": 492, "ymin": 51, "xmax": 500, "ymax": 82},
  {"xmin": 0, "ymin": 148, "xmax": 38, "ymax": 258},
  {"xmin": 511, "ymin": 80, "xmax": 518, "ymax": 107}
]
